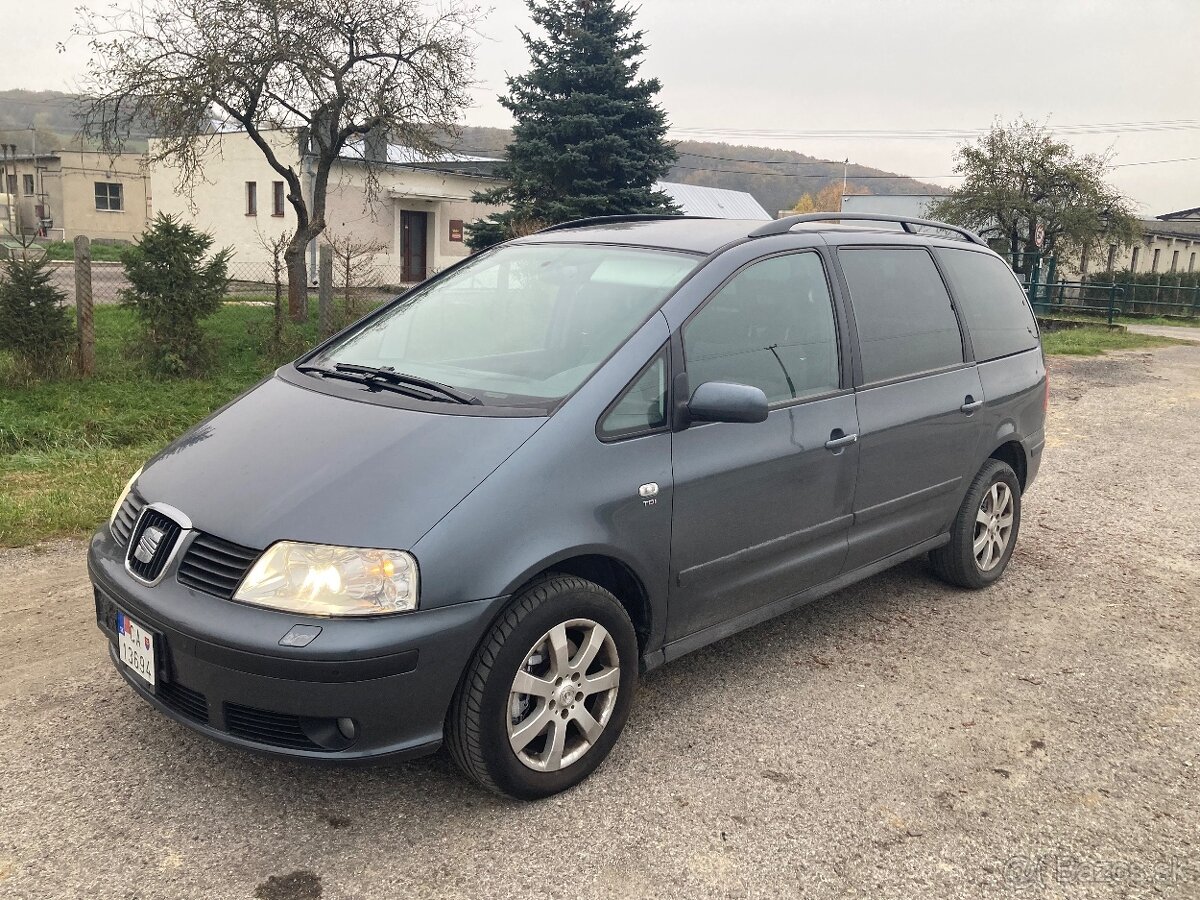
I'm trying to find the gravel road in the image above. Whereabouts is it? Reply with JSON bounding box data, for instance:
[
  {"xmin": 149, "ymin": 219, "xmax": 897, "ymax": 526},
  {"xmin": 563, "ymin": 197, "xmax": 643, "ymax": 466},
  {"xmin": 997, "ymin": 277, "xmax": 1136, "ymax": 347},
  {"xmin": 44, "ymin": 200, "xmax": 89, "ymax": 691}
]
[{"xmin": 1, "ymin": 346, "xmax": 1197, "ymax": 900}]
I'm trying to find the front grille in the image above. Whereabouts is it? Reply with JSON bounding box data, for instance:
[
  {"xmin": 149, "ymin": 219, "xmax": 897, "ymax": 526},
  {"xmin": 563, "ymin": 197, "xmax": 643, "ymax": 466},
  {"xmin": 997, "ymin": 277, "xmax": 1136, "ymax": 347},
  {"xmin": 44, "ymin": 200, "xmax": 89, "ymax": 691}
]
[
  {"xmin": 224, "ymin": 703, "xmax": 325, "ymax": 751},
  {"xmin": 110, "ymin": 492, "xmax": 144, "ymax": 548},
  {"xmin": 158, "ymin": 679, "xmax": 209, "ymax": 724},
  {"xmin": 126, "ymin": 508, "xmax": 184, "ymax": 583},
  {"xmin": 177, "ymin": 533, "xmax": 260, "ymax": 598}
]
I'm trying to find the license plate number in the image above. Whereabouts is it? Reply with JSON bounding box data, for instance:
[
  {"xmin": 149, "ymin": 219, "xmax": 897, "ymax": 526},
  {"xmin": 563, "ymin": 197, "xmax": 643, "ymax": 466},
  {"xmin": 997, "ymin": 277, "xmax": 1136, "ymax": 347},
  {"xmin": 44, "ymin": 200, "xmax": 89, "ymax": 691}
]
[{"xmin": 116, "ymin": 611, "xmax": 156, "ymax": 687}]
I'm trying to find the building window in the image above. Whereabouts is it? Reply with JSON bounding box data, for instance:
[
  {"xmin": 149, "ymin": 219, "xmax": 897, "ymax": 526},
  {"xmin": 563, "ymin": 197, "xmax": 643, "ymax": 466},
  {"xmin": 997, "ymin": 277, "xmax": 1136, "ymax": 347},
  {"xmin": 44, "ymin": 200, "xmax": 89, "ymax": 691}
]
[
  {"xmin": 22, "ymin": 174, "xmax": 34, "ymax": 195},
  {"xmin": 1106, "ymin": 245, "xmax": 1117, "ymax": 272},
  {"xmin": 1131, "ymin": 247, "xmax": 1140, "ymax": 272},
  {"xmin": 1170, "ymin": 250, "xmax": 1179, "ymax": 272},
  {"xmin": 95, "ymin": 182, "xmax": 123, "ymax": 211},
  {"xmin": 1190, "ymin": 252, "xmax": 1196, "ymax": 273},
  {"xmin": 1151, "ymin": 248, "xmax": 1161, "ymax": 273},
  {"xmin": 272, "ymin": 181, "xmax": 285, "ymax": 217},
  {"xmin": 246, "ymin": 181, "xmax": 257, "ymax": 216},
  {"xmin": 5, "ymin": 174, "xmax": 14, "ymax": 195}
]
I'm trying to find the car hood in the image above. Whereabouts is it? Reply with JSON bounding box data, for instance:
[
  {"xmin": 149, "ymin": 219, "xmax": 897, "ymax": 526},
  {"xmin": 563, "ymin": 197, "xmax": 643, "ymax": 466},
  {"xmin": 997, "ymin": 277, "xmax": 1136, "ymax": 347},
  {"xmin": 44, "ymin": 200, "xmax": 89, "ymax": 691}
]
[{"xmin": 135, "ymin": 374, "xmax": 544, "ymax": 550}]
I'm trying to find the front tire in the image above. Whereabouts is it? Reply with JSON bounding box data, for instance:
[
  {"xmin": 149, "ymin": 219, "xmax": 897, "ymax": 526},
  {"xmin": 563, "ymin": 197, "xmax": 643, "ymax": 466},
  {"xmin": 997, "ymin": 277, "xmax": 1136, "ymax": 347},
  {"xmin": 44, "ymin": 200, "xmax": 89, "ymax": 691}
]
[
  {"xmin": 930, "ymin": 459, "xmax": 1022, "ymax": 589},
  {"xmin": 447, "ymin": 574, "xmax": 638, "ymax": 799}
]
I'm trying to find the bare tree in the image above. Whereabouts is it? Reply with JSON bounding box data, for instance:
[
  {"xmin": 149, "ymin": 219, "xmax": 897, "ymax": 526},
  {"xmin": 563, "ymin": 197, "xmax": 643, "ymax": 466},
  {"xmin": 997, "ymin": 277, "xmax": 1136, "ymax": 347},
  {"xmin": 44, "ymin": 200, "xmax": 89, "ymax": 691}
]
[
  {"xmin": 324, "ymin": 230, "xmax": 387, "ymax": 317},
  {"xmin": 76, "ymin": 0, "xmax": 480, "ymax": 320},
  {"xmin": 255, "ymin": 227, "xmax": 292, "ymax": 339}
]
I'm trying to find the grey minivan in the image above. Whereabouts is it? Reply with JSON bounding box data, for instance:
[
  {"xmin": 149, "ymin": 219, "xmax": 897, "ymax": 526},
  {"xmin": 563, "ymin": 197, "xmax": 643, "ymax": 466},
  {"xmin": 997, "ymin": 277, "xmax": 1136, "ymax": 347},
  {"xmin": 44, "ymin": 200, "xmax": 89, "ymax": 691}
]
[{"xmin": 89, "ymin": 213, "xmax": 1047, "ymax": 799}]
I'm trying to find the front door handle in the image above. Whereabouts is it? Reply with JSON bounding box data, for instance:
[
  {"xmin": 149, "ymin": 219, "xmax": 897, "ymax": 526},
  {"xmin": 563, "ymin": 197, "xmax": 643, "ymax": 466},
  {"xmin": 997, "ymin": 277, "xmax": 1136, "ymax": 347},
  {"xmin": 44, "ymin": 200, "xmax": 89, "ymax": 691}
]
[
  {"xmin": 824, "ymin": 430, "xmax": 859, "ymax": 451},
  {"xmin": 960, "ymin": 396, "xmax": 984, "ymax": 414}
]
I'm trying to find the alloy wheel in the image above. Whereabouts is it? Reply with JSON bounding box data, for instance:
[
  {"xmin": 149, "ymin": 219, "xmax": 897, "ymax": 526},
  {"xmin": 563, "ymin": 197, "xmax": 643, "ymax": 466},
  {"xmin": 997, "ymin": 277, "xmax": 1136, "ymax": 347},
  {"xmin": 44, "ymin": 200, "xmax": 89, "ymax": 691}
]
[
  {"xmin": 974, "ymin": 481, "xmax": 1014, "ymax": 572},
  {"xmin": 507, "ymin": 618, "xmax": 621, "ymax": 772}
]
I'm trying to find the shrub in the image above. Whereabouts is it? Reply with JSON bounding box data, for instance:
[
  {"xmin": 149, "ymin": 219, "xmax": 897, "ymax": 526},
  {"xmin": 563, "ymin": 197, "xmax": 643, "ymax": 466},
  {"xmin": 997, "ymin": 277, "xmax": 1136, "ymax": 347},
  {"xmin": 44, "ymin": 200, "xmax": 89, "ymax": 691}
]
[
  {"xmin": 0, "ymin": 253, "xmax": 75, "ymax": 379},
  {"xmin": 121, "ymin": 214, "xmax": 231, "ymax": 375}
]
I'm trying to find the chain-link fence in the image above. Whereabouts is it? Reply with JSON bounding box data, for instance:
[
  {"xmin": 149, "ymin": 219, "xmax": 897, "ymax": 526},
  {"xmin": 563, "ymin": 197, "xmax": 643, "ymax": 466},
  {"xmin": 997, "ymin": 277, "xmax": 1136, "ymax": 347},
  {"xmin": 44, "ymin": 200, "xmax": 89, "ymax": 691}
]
[{"xmin": 41, "ymin": 251, "xmax": 410, "ymax": 307}]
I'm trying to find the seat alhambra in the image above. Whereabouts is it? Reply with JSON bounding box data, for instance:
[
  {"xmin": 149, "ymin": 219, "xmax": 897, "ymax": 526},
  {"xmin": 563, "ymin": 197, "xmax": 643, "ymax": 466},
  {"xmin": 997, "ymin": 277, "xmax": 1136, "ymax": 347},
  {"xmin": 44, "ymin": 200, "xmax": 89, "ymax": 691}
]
[{"xmin": 90, "ymin": 213, "xmax": 1047, "ymax": 799}]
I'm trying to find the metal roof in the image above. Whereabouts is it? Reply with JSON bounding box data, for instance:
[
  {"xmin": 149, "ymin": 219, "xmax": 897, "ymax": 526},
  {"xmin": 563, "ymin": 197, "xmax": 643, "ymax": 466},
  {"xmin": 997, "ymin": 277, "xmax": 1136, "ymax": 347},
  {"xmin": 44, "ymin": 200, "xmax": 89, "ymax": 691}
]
[{"xmin": 654, "ymin": 181, "xmax": 771, "ymax": 221}]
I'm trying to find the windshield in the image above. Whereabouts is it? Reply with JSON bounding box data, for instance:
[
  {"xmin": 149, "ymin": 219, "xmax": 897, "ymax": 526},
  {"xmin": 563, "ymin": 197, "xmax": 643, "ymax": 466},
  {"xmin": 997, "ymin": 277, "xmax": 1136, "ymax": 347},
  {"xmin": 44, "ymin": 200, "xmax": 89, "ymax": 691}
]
[{"xmin": 305, "ymin": 242, "xmax": 698, "ymax": 408}]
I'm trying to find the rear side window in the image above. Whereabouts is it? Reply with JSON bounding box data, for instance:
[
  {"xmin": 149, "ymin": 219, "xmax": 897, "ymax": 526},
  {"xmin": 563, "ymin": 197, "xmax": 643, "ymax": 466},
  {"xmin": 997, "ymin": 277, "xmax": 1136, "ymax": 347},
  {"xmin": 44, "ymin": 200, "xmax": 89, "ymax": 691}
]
[
  {"xmin": 934, "ymin": 248, "xmax": 1039, "ymax": 361},
  {"xmin": 839, "ymin": 248, "xmax": 963, "ymax": 384},
  {"xmin": 683, "ymin": 252, "xmax": 840, "ymax": 406}
]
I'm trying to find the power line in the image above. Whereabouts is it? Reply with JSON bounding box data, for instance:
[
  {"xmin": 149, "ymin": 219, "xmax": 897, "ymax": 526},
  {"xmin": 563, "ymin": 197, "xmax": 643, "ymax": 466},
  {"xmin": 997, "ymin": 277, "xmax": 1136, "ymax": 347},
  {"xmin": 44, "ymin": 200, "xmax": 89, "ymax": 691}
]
[
  {"xmin": 667, "ymin": 154, "xmax": 1200, "ymax": 181},
  {"xmin": 669, "ymin": 119, "xmax": 1200, "ymax": 141}
]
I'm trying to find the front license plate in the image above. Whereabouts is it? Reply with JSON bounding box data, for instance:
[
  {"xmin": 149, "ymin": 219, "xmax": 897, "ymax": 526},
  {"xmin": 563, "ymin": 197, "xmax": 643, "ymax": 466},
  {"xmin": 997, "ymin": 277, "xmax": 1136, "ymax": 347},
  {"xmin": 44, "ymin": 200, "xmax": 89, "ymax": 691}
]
[{"xmin": 116, "ymin": 610, "xmax": 156, "ymax": 688}]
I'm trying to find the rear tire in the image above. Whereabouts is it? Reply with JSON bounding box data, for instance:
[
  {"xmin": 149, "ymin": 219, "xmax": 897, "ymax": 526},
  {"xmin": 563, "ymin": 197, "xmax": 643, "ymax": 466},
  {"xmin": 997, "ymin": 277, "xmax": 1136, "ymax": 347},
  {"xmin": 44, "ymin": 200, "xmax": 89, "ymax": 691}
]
[
  {"xmin": 930, "ymin": 459, "xmax": 1021, "ymax": 589},
  {"xmin": 447, "ymin": 574, "xmax": 638, "ymax": 799}
]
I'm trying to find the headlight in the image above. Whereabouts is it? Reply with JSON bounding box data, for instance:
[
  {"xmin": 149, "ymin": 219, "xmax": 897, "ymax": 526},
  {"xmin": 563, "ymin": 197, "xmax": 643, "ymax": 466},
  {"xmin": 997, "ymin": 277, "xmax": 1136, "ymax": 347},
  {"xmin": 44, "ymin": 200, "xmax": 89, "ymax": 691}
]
[
  {"xmin": 233, "ymin": 542, "xmax": 419, "ymax": 616},
  {"xmin": 109, "ymin": 466, "xmax": 143, "ymax": 528}
]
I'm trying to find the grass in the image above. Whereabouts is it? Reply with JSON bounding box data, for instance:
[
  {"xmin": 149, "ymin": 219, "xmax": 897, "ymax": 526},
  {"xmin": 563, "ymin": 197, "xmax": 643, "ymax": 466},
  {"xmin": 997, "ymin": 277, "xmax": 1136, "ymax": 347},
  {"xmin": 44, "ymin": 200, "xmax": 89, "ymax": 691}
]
[
  {"xmin": 43, "ymin": 240, "xmax": 128, "ymax": 262},
  {"xmin": 0, "ymin": 304, "xmax": 318, "ymax": 547},
  {"xmin": 1117, "ymin": 315, "xmax": 1200, "ymax": 328},
  {"xmin": 1040, "ymin": 326, "xmax": 1185, "ymax": 356}
]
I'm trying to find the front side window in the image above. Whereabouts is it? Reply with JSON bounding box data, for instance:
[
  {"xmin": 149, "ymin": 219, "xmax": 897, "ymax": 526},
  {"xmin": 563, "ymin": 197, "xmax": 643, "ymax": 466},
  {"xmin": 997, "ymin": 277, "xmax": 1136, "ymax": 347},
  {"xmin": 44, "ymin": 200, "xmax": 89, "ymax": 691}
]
[
  {"xmin": 307, "ymin": 243, "xmax": 698, "ymax": 408},
  {"xmin": 683, "ymin": 252, "xmax": 840, "ymax": 406},
  {"xmin": 600, "ymin": 349, "xmax": 667, "ymax": 439},
  {"xmin": 934, "ymin": 248, "xmax": 1038, "ymax": 362},
  {"xmin": 839, "ymin": 248, "xmax": 963, "ymax": 384},
  {"xmin": 95, "ymin": 182, "xmax": 123, "ymax": 211}
]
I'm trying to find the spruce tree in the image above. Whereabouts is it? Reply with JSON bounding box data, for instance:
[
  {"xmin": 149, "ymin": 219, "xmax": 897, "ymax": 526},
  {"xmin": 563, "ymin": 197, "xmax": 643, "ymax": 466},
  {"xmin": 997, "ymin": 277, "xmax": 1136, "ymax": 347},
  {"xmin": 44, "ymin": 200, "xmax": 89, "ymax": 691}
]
[
  {"xmin": 0, "ymin": 253, "xmax": 75, "ymax": 378},
  {"xmin": 467, "ymin": 0, "xmax": 678, "ymax": 249}
]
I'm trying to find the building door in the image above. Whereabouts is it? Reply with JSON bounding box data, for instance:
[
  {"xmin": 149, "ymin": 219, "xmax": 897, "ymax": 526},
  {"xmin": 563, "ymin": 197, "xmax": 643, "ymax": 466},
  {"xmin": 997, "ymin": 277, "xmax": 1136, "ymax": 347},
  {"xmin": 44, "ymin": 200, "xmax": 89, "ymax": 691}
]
[{"xmin": 400, "ymin": 210, "xmax": 429, "ymax": 282}]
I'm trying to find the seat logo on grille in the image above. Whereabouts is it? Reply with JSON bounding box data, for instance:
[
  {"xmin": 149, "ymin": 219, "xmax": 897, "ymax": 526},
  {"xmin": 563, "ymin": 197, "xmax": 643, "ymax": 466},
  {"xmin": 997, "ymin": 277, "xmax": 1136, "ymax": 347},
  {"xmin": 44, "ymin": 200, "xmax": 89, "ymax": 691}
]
[{"xmin": 134, "ymin": 525, "xmax": 166, "ymax": 564}]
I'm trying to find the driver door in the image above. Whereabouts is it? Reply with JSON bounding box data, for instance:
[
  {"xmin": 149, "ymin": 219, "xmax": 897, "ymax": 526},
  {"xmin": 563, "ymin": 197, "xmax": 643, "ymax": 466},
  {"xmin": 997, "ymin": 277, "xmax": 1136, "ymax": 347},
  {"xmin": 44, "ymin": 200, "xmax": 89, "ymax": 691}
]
[{"xmin": 667, "ymin": 251, "xmax": 859, "ymax": 642}]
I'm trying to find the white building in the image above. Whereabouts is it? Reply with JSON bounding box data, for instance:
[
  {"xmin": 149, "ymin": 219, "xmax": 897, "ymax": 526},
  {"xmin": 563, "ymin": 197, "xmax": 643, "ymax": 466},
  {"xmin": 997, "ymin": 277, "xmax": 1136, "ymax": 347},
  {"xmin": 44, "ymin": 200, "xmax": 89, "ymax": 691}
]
[
  {"xmin": 1104, "ymin": 208, "xmax": 1200, "ymax": 276},
  {"xmin": 149, "ymin": 130, "xmax": 506, "ymax": 283}
]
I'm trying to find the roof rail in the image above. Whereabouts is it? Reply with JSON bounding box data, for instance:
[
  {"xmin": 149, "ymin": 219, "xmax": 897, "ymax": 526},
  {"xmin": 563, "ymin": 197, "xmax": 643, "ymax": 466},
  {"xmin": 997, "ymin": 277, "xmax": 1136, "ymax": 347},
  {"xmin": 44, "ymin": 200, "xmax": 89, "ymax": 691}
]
[
  {"xmin": 536, "ymin": 214, "xmax": 713, "ymax": 233},
  {"xmin": 749, "ymin": 212, "xmax": 987, "ymax": 246}
]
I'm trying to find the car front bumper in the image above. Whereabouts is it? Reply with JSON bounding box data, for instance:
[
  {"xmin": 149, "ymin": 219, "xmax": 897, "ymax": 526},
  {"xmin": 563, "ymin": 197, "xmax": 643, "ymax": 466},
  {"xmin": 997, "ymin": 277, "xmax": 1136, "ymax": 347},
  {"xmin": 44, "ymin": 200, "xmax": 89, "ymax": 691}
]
[{"xmin": 88, "ymin": 527, "xmax": 507, "ymax": 761}]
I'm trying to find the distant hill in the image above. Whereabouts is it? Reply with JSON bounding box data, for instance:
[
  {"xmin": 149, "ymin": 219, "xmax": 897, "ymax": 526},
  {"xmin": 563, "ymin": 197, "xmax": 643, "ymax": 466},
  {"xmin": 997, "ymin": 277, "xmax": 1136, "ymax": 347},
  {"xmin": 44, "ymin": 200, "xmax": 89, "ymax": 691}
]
[
  {"xmin": 447, "ymin": 126, "xmax": 943, "ymax": 215},
  {"xmin": 1, "ymin": 92, "xmax": 941, "ymax": 213}
]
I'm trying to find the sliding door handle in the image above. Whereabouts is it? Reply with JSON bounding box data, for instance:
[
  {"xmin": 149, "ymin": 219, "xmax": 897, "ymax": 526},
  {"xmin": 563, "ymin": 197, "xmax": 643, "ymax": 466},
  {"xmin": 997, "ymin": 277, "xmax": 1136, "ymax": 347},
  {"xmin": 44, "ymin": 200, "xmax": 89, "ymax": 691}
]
[
  {"xmin": 960, "ymin": 397, "xmax": 984, "ymax": 414},
  {"xmin": 824, "ymin": 431, "xmax": 859, "ymax": 451}
]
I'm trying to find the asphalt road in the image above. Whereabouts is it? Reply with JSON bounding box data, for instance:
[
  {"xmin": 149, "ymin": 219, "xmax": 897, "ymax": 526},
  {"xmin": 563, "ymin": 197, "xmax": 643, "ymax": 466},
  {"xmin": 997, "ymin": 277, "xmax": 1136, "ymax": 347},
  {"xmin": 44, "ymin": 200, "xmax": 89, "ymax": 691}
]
[{"xmin": 2, "ymin": 346, "xmax": 1198, "ymax": 900}]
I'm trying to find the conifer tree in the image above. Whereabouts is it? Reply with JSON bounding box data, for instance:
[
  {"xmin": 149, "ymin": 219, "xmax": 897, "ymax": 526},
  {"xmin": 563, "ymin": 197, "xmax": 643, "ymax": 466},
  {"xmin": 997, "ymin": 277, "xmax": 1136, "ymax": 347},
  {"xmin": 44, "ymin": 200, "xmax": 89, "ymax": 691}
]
[{"xmin": 467, "ymin": 0, "xmax": 678, "ymax": 249}]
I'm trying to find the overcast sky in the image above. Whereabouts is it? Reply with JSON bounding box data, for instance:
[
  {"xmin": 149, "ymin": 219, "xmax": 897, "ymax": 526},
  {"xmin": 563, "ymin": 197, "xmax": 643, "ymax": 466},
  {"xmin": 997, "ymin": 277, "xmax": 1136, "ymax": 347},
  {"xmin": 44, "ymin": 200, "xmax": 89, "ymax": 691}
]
[{"xmin": 8, "ymin": 0, "xmax": 1199, "ymax": 214}]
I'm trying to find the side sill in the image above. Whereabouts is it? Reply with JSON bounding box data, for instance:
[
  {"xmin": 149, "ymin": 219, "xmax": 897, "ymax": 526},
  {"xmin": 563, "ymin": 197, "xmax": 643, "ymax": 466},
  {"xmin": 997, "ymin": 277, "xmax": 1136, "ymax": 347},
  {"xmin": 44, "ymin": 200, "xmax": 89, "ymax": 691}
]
[{"xmin": 659, "ymin": 533, "xmax": 950, "ymax": 666}]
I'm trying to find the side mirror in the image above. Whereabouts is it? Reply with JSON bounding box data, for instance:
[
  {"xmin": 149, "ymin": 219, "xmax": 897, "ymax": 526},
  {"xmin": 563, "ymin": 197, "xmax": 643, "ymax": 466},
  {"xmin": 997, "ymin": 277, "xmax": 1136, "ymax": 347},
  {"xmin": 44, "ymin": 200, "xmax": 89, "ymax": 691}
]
[{"xmin": 688, "ymin": 381, "xmax": 769, "ymax": 424}]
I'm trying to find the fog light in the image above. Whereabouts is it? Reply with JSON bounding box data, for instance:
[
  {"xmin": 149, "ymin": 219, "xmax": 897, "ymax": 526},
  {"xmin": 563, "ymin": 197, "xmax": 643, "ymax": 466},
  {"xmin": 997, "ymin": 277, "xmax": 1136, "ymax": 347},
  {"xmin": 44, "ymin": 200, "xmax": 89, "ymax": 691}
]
[{"xmin": 336, "ymin": 717, "xmax": 357, "ymax": 741}]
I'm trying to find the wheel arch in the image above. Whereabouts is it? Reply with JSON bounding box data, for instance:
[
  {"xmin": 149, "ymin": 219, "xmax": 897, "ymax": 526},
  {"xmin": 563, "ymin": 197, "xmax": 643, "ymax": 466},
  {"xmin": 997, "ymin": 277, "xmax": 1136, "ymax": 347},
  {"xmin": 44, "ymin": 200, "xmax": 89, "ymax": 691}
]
[
  {"xmin": 501, "ymin": 548, "xmax": 657, "ymax": 656},
  {"xmin": 987, "ymin": 438, "xmax": 1028, "ymax": 489}
]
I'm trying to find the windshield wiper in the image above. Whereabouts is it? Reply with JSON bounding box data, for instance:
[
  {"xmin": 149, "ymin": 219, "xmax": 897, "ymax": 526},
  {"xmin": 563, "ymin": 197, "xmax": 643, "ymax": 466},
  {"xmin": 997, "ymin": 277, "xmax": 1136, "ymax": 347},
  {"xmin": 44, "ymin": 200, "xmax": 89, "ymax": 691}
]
[
  {"xmin": 332, "ymin": 363, "xmax": 482, "ymax": 405},
  {"xmin": 295, "ymin": 365, "xmax": 442, "ymax": 403}
]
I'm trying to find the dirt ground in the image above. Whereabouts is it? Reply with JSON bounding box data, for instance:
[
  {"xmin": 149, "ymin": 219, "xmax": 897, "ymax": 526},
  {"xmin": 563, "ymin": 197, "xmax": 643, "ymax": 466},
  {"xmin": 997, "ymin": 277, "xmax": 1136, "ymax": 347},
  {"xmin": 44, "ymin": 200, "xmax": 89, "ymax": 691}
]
[{"xmin": 1, "ymin": 346, "xmax": 1197, "ymax": 900}]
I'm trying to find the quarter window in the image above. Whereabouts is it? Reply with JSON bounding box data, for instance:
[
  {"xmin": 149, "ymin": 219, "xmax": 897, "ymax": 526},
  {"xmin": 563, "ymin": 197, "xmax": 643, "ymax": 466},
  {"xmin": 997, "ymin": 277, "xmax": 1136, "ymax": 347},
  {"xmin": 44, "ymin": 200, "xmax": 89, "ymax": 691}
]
[
  {"xmin": 684, "ymin": 252, "xmax": 840, "ymax": 406},
  {"xmin": 934, "ymin": 249, "xmax": 1039, "ymax": 362},
  {"xmin": 838, "ymin": 248, "xmax": 963, "ymax": 383},
  {"xmin": 95, "ymin": 182, "xmax": 123, "ymax": 211},
  {"xmin": 600, "ymin": 349, "xmax": 668, "ymax": 439}
]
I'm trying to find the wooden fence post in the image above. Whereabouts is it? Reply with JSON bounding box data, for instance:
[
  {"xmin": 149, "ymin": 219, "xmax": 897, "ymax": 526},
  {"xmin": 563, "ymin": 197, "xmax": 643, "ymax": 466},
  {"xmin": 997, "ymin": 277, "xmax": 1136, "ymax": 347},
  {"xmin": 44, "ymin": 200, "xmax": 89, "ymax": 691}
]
[
  {"xmin": 318, "ymin": 244, "xmax": 334, "ymax": 339},
  {"xmin": 74, "ymin": 235, "xmax": 95, "ymax": 377}
]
